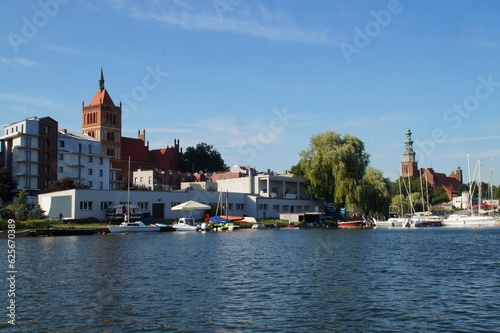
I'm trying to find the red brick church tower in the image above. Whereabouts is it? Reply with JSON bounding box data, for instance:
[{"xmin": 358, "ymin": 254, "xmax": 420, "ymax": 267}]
[
  {"xmin": 82, "ymin": 68, "xmax": 122, "ymax": 159},
  {"xmin": 402, "ymin": 128, "xmax": 418, "ymax": 177}
]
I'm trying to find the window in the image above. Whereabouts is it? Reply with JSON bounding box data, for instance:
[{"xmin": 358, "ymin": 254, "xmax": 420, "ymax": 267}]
[
  {"xmin": 58, "ymin": 166, "xmax": 63, "ymax": 173},
  {"xmin": 88, "ymin": 169, "xmax": 93, "ymax": 175},
  {"xmin": 273, "ymin": 205, "xmax": 279, "ymax": 211},
  {"xmin": 25, "ymin": 178, "xmax": 31, "ymax": 188},
  {"xmin": 44, "ymin": 152, "xmax": 50, "ymax": 160},
  {"xmin": 304, "ymin": 206, "xmax": 309, "ymax": 212},
  {"xmin": 296, "ymin": 205, "xmax": 303, "ymax": 212},
  {"xmin": 100, "ymin": 201, "xmax": 113, "ymax": 210},
  {"xmin": 99, "ymin": 181, "xmax": 103, "ymax": 189},
  {"xmin": 236, "ymin": 203, "xmax": 244, "ymax": 210},
  {"xmin": 58, "ymin": 153, "xmax": 63, "ymax": 160},
  {"xmin": 80, "ymin": 201, "xmax": 93, "ymax": 210},
  {"xmin": 282, "ymin": 205, "xmax": 289, "ymax": 212},
  {"xmin": 44, "ymin": 165, "xmax": 50, "ymax": 173},
  {"xmin": 59, "ymin": 140, "xmax": 65, "ymax": 148},
  {"xmin": 88, "ymin": 181, "xmax": 93, "ymax": 188},
  {"xmin": 88, "ymin": 144, "xmax": 92, "ymax": 154},
  {"xmin": 99, "ymin": 157, "xmax": 103, "ymax": 165},
  {"xmin": 258, "ymin": 204, "xmax": 268, "ymax": 210},
  {"xmin": 44, "ymin": 139, "xmax": 50, "ymax": 147},
  {"xmin": 25, "ymin": 164, "xmax": 31, "ymax": 175},
  {"xmin": 138, "ymin": 202, "xmax": 148, "ymax": 210},
  {"xmin": 45, "ymin": 126, "xmax": 50, "ymax": 134},
  {"xmin": 24, "ymin": 151, "xmax": 31, "ymax": 161},
  {"xmin": 26, "ymin": 137, "xmax": 32, "ymax": 147},
  {"xmin": 78, "ymin": 143, "xmax": 82, "ymax": 153},
  {"xmin": 99, "ymin": 169, "xmax": 103, "ymax": 177},
  {"xmin": 88, "ymin": 156, "xmax": 93, "ymax": 163}
]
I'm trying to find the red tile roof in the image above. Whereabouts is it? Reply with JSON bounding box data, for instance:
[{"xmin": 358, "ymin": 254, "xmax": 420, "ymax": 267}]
[
  {"xmin": 89, "ymin": 88, "xmax": 115, "ymax": 107},
  {"xmin": 121, "ymin": 137, "xmax": 152, "ymax": 163}
]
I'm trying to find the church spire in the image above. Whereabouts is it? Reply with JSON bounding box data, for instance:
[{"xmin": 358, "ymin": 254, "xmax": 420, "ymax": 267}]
[{"xmin": 99, "ymin": 67, "xmax": 105, "ymax": 92}]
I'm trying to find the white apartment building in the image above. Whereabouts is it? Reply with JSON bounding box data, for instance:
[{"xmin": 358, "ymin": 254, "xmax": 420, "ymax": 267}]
[
  {"xmin": 57, "ymin": 130, "xmax": 113, "ymax": 190},
  {"xmin": 0, "ymin": 117, "xmax": 57, "ymax": 203}
]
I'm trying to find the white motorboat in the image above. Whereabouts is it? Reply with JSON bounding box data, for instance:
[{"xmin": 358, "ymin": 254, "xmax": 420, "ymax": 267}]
[
  {"xmin": 108, "ymin": 221, "xmax": 161, "ymax": 233},
  {"xmin": 172, "ymin": 217, "xmax": 201, "ymax": 231},
  {"xmin": 251, "ymin": 223, "xmax": 266, "ymax": 229},
  {"xmin": 442, "ymin": 214, "xmax": 498, "ymax": 227}
]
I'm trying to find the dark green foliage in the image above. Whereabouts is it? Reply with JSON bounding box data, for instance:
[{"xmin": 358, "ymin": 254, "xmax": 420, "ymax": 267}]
[
  {"xmin": 0, "ymin": 167, "xmax": 17, "ymax": 203},
  {"xmin": 182, "ymin": 142, "xmax": 228, "ymax": 173},
  {"xmin": 44, "ymin": 177, "xmax": 90, "ymax": 192}
]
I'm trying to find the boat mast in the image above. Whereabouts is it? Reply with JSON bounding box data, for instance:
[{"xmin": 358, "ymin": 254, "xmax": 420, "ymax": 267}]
[{"xmin": 127, "ymin": 156, "xmax": 131, "ymax": 220}]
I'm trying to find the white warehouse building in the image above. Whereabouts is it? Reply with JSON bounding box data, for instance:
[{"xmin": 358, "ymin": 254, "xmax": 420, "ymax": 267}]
[{"xmin": 38, "ymin": 169, "xmax": 324, "ymax": 221}]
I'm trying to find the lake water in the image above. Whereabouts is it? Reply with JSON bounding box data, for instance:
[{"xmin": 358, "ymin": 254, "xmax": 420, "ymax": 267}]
[{"xmin": 2, "ymin": 227, "xmax": 499, "ymax": 332}]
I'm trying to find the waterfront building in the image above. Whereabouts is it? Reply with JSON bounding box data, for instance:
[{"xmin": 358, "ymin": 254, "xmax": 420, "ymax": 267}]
[
  {"xmin": 38, "ymin": 167, "xmax": 323, "ymax": 221},
  {"xmin": 0, "ymin": 116, "xmax": 58, "ymax": 202},
  {"xmin": 57, "ymin": 129, "xmax": 113, "ymax": 190}
]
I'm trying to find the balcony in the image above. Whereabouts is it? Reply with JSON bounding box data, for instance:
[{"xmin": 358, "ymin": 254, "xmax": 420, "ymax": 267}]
[{"xmin": 13, "ymin": 145, "xmax": 40, "ymax": 150}]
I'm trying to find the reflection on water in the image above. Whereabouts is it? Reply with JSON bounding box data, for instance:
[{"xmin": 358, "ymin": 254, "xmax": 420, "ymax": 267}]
[{"xmin": 2, "ymin": 228, "xmax": 499, "ymax": 332}]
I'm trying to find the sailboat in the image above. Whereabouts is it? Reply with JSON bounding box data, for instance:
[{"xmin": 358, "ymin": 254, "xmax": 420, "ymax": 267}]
[
  {"xmin": 108, "ymin": 157, "xmax": 161, "ymax": 233},
  {"xmin": 210, "ymin": 190, "xmax": 241, "ymax": 231},
  {"xmin": 442, "ymin": 158, "xmax": 498, "ymax": 227}
]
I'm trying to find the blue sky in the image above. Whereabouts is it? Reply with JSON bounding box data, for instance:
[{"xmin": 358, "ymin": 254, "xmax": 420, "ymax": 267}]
[{"xmin": 2, "ymin": 0, "xmax": 500, "ymax": 184}]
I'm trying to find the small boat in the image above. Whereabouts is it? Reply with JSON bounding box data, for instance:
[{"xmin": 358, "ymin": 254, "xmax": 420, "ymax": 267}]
[
  {"xmin": 0, "ymin": 229, "xmax": 32, "ymax": 238},
  {"xmin": 337, "ymin": 220, "xmax": 365, "ymax": 228},
  {"xmin": 108, "ymin": 221, "xmax": 161, "ymax": 233},
  {"xmin": 50, "ymin": 228, "xmax": 95, "ymax": 236},
  {"xmin": 251, "ymin": 223, "xmax": 266, "ymax": 229},
  {"xmin": 442, "ymin": 214, "xmax": 498, "ymax": 227},
  {"xmin": 172, "ymin": 217, "xmax": 201, "ymax": 231}
]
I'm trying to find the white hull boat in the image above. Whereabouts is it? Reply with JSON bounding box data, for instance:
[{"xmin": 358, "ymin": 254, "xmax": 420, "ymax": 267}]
[
  {"xmin": 108, "ymin": 221, "xmax": 161, "ymax": 233},
  {"xmin": 172, "ymin": 217, "xmax": 201, "ymax": 231},
  {"xmin": 442, "ymin": 214, "xmax": 498, "ymax": 227},
  {"xmin": 374, "ymin": 217, "xmax": 405, "ymax": 228}
]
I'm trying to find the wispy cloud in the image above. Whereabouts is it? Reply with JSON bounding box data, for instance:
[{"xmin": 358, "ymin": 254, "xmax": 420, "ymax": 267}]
[
  {"xmin": 0, "ymin": 57, "xmax": 35, "ymax": 67},
  {"xmin": 38, "ymin": 44, "xmax": 87, "ymax": 56},
  {"xmin": 0, "ymin": 93, "xmax": 64, "ymax": 109},
  {"xmin": 106, "ymin": 1, "xmax": 336, "ymax": 45}
]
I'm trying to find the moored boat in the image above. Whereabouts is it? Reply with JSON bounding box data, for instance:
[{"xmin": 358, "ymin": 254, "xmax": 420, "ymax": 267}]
[
  {"xmin": 108, "ymin": 221, "xmax": 161, "ymax": 233},
  {"xmin": 172, "ymin": 217, "xmax": 201, "ymax": 231},
  {"xmin": 442, "ymin": 214, "xmax": 498, "ymax": 227},
  {"xmin": 337, "ymin": 220, "xmax": 365, "ymax": 228}
]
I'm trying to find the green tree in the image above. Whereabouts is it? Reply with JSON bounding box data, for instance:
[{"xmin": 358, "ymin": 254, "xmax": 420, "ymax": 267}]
[
  {"xmin": 431, "ymin": 187, "xmax": 450, "ymax": 205},
  {"xmin": 360, "ymin": 167, "xmax": 391, "ymax": 216},
  {"xmin": 0, "ymin": 167, "xmax": 17, "ymax": 203},
  {"xmin": 28, "ymin": 204, "xmax": 45, "ymax": 220},
  {"xmin": 297, "ymin": 131, "xmax": 369, "ymax": 211},
  {"xmin": 14, "ymin": 189, "xmax": 28, "ymax": 220},
  {"xmin": 45, "ymin": 177, "xmax": 90, "ymax": 192},
  {"xmin": 457, "ymin": 183, "xmax": 468, "ymax": 195},
  {"xmin": 182, "ymin": 142, "xmax": 228, "ymax": 173}
]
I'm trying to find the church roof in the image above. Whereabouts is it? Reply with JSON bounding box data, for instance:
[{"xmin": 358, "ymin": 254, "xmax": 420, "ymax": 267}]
[
  {"xmin": 87, "ymin": 68, "xmax": 116, "ymax": 107},
  {"xmin": 89, "ymin": 88, "xmax": 116, "ymax": 107}
]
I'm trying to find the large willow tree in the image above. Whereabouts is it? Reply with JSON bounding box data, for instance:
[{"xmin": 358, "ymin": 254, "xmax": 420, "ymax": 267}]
[
  {"xmin": 297, "ymin": 131, "xmax": 369, "ymax": 211},
  {"xmin": 360, "ymin": 167, "xmax": 391, "ymax": 216}
]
